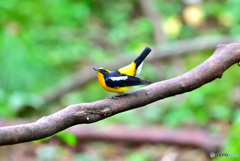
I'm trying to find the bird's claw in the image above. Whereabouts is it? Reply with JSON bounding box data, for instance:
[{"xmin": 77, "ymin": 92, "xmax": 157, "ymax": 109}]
[{"xmin": 106, "ymin": 93, "xmax": 129, "ymax": 99}]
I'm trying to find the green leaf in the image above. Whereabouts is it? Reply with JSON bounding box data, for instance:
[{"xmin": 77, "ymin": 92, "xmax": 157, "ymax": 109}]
[
  {"xmin": 57, "ymin": 132, "xmax": 77, "ymax": 146},
  {"xmin": 126, "ymin": 152, "xmax": 148, "ymax": 161}
]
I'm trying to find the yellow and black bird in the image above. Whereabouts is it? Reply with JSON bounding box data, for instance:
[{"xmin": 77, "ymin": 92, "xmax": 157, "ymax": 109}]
[{"xmin": 93, "ymin": 47, "xmax": 152, "ymax": 93}]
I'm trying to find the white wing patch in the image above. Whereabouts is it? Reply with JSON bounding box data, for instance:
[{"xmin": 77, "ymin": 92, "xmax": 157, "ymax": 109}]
[
  {"xmin": 110, "ymin": 76, "xmax": 128, "ymax": 81},
  {"xmin": 136, "ymin": 62, "xmax": 143, "ymax": 76}
]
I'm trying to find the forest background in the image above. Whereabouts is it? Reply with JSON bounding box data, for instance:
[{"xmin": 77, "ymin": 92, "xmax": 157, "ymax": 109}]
[{"xmin": 0, "ymin": 0, "xmax": 240, "ymax": 160}]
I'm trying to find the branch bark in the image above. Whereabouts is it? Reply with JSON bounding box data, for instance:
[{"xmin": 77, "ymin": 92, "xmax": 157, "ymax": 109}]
[
  {"xmin": 0, "ymin": 119, "xmax": 223, "ymax": 152},
  {"xmin": 67, "ymin": 125, "xmax": 224, "ymax": 153},
  {"xmin": 1, "ymin": 43, "xmax": 240, "ymax": 145},
  {"xmin": 39, "ymin": 36, "xmax": 240, "ymax": 105}
]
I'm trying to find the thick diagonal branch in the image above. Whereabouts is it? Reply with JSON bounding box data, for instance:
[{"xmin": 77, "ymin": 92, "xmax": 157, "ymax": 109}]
[{"xmin": 0, "ymin": 43, "xmax": 240, "ymax": 145}]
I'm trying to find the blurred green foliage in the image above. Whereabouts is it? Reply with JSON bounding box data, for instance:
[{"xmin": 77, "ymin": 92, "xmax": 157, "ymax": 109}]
[
  {"xmin": 0, "ymin": 0, "xmax": 240, "ymax": 160},
  {"xmin": 57, "ymin": 131, "xmax": 77, "ymax": 147}
]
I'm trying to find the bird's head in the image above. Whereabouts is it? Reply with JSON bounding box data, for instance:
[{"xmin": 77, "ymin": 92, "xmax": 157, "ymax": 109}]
[{"xmin": 93, "ymin": 67, "xmax": 110, "ymax": 76}]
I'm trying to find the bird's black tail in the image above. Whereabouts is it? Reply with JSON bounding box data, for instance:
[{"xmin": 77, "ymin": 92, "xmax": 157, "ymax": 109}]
[
  {"xmin": 140, "ymin": 79, "xmax": 152, "ymax": 85},
  {"xmin": 134, "ymin": 47, "xmax": 151, "ymax": 68}
]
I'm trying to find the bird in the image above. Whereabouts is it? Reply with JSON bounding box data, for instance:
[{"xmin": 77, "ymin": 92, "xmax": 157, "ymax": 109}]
[{"xmin": 93, "ymin": 47, "xmax": 152, "ymax": 93}]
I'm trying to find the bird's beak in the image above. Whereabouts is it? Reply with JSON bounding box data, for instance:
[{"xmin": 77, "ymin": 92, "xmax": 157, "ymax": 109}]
[{"xmin": 93, "ymin": 67, "xmax": 99, "ymax": 72}]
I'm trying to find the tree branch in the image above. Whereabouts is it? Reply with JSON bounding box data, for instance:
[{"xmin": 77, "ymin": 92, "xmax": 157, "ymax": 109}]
[
  {"xmin": 0, "ymin": 119, "xmax": 223, "ymax": 152},
  {"xmin": 1, "ymin": 43, "xmax": 240, "ymax": 145},
  {"xmin": 39, "ymin": 36, "xmax": 240, "ymax": 105},
  {"xmin": 139, "ymin": 0, "xmax": 166, "ymax": 42},
  {"xmin": 67, "ymin": 125, "xmax": 224, "ymax": 153}
]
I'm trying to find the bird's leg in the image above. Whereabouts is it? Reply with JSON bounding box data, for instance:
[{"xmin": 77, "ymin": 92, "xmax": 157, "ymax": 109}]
[{"xmin": 106, "ymin": 93, "xmax": 129, "ymax": 99}]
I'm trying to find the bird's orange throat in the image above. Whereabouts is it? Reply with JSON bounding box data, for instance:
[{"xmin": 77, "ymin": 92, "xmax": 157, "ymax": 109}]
[
  {"xmin": 96, "ymin": 71, "xmax": 106, "ymax": 88},
  {"xmin": 95, "ymin": 71, "xmax": 128, "ymax": 93}
]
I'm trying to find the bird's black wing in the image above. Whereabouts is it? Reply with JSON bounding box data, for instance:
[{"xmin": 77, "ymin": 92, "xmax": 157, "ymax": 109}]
[{"xmin": 105, "ymin": 74, "xmax": 152, "ymax": 88}]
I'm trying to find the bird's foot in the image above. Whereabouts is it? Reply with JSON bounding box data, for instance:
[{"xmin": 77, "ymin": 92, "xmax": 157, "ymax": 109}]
[{"xmin": 106, "ymin": 93, "xmax": 129, "ymax": 99}]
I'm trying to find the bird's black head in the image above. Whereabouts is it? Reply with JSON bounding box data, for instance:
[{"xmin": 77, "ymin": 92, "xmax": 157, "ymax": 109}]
[{"xmin": 93, "ymin": 67, "xmax": 110, "ymax": 76}]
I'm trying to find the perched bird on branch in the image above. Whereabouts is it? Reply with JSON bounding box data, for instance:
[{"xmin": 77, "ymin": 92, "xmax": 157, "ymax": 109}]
[{"xmin": 93, "ymin": 47, "xmax": 152, "ymax": 93}]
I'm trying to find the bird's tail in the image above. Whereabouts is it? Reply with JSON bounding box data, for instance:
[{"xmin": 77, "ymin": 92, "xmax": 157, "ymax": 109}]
[
  {"xmin": 141, "ymin": 79, "xmax": 152, "ymax": 85},
  {"xmin": 134, "ymin": 47, "xmax": 151, "ymax": 69}
]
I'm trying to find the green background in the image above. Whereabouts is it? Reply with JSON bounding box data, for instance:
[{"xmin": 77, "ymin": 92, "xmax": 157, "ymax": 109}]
[{"xmin": 0, "ymin": 0, "xmax": 239, "ymax": 160}]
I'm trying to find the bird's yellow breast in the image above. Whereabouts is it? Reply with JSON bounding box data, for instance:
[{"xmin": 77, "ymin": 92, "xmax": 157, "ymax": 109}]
[{"xmin": 96, "ymin": 72, "xmax": 129, "ymax": 93}]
